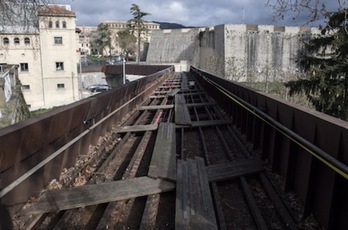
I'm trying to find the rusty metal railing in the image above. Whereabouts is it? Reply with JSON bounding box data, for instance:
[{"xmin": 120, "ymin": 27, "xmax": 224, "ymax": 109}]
[
  {"xmin": 191, "ymin": 66, "xmax": 348, "ymax": 230},
  {"xmin": 0, "ymin": 66, "xmax": 174, "ymax": 207}
]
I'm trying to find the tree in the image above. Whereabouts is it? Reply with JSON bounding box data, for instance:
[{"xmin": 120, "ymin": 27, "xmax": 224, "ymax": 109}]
[
  {"xmin": 117, "ymin": 29, "xmax": 136, "ymax": 61},
  {"xmin": 0, "ymin": 1, "xmax": 51, "ymax": 32},
  {"xmin": 285, "ymin": 8, "xmax": 348, "ymax": 119},
  {"xmin": 266, "ymin": 0, "xmax": 348, "ymax": 25},
  {"xmin": 92, "ymin": 23, "xmax": 112, "ymax": 56},
  {"xmin": 127, "ymin": 4, "xmax": 150, "ymax": 63}
]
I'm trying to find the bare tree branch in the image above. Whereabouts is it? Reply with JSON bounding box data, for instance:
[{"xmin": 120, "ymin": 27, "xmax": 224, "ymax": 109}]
[{"xmin": 266, "ymin": 0, "xmax": 348, "ymax": 25}]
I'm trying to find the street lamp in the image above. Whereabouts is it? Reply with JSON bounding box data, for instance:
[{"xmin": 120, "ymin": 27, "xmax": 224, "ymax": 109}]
[{"xmin": 123, "ymin": 57, "xmax": 126, "ymax": 84}]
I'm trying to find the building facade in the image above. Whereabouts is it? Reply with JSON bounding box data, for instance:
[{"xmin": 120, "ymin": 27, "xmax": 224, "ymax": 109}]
[
  {"xmin": 97, "ymin": 20, "xmax": 160, "ymax": 57},
  {"xmin": 0, "ymin": 4, "xmax": 79, "ymax": 110},
  {"xmin": 78, "ymin": 26, "xmax": 98, "ymax": 55}
]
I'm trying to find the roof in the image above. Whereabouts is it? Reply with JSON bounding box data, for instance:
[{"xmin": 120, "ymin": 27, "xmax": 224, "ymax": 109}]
[{"xmin": 38, "ymin": 5, "xmax": 75, "ymax": 17}]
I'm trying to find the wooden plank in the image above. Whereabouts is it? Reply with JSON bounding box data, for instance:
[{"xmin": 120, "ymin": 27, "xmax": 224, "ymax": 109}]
[
  {"xmin": 175, "ymin": 160, "xmax": 188, "ymax": 228},
  {"xmin": 180, "ymin": 89, "xmax": 205, "ymax": 93},
  {"xmin": 186, "ymin": 102, "xmax": 216, "ymax": 108},
  {"xmin": 176, "ymin": 120, "xmax": 232, "ymax": 129},
  {"xmin": 195, "ymin": 157, "xmax": 217, "ymax": 229},
  {"xmin": 207, "ymin": 159, "xmax": 264, "ymax": 182},
  {"xmin": 175, "ymin": 94, "xmax": 191, "ymax": 125},
  {"xmin": 167, "ymin": 88, "xmax": 181, "ymax": 97},
  {"xmin": 191, "ymin": 119, "xmax": 231, "ymax": 127},
  {"xmin": 23, "ymin": 177, "xmax": 175, "ymax": 215},
  {"xmin": 149, "ymin": 95, "xmax": 166, "ymax": 99},
  {"xmin": 148, "ymin": 122, "xmax": 177, "ymax": 181},
  {"xmin": 153, "ymin": 90, "xmax": 171, "ymax": 95},
  {"xmin": 175, "ymin": 157, "xmax": 218, "ymax": 230},
  {"xmin": 139, "ymin": 105, "xmax": 174, "ymax": 110},
  {"xmin": 181, "ymin": 73, "xmax": 188, "ymax": 90},
  {"xmin": 115, "ymin": 124, "xmax": 158, "ymax": 133}
]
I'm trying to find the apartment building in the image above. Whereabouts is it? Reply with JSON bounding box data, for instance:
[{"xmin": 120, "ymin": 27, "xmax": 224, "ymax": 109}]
[
  {"xmin": 97, "ymin": 20, "xmax": 160, "ymax": 57},
  {"xmin": 0, "ymin": 3, "xmax": 79, "ymax": 110},
  {"xmin": 78, "ymin": 26, "xmax": 98, "ymax": 55}
]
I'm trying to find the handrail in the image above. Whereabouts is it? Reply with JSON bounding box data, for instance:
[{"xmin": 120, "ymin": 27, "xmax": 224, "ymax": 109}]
[{"xmin": 192, "ymin": 67, "xmax": 348, "ymax": 180}]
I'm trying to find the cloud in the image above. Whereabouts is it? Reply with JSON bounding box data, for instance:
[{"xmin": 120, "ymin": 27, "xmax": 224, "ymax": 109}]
[{"xmin": 55, "ymin": 0, "xmax": 340, "ymax": 27}]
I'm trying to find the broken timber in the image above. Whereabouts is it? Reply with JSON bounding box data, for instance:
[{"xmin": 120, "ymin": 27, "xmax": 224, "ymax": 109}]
[
  {"xmin": 175, "ymin": 94, "xmax": 191, "ymax": 125},
  {"xmin": 23, "ymin": 177, "xmax": 175, "ymax": 215},
  {"xmin": 148, "ymin": 122, "xmax": 177, "ymax": 181},
  {"xmin": 176, "ymin": 157, "xmax": 218, "ymax": 230},
  {"xmin": 115, "ymin": 124, "xmax": 158, "ymax": 133},
  {"xmin": 206, "ymin": 159, "xmax": 264, "ymax": 182},
  {"xmin": 139, "ymin": 105, "xmax": 174, "ymax": 110}
]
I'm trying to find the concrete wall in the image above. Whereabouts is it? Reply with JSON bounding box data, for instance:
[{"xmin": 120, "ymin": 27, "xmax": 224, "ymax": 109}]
[
  {"xmin": 146, "ymin": 24, "xmax": 319, "ymax": 82},
  {"xmin": 146, "ymin": 28, "xmax": 201, "ymax": 65},
  {"xmin": 223, "ymin": 24, "xmax": 314, "ymax": 82}
]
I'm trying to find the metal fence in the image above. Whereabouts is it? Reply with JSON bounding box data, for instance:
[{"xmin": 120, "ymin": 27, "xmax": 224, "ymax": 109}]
[
  {"xmin": 191, "ymin": 66, "xmax": 348, "ymax": 230},
  {"xmin": 0, "ymin": 66, "xmax": 174, "ymax": 209}
]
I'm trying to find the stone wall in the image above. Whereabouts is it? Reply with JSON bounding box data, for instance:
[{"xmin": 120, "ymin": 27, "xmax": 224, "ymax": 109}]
[
  {"xmin": 146, "ymin": 24, "xmax": 319, "ymax": 82},
  {"xmin": 146, "ymin": 28, "xmax": 201, "ymax": 65}
]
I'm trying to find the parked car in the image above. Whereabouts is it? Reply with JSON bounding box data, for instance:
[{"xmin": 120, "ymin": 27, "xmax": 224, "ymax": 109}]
[{"xmin": 87, "ymin": 84, "xmax": 110, "ymax": 94}]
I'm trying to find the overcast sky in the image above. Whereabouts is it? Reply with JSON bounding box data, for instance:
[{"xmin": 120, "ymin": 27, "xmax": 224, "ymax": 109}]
[{"xmin": 56, "ymin": 0, "xmax": 338, "ymax": 27}]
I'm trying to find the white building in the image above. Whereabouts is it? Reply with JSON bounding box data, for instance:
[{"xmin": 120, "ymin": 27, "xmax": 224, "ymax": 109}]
[
  {"xmin": 0, "ymin": 3, "xmax": 79, "ymax": 110},
  {"xmin": 97, "ymin": 20, "xmax": 160, "ymax": 57},
  {"xmin": 78, "ymin": 26, "xmax": 98, "ymax": 55}
]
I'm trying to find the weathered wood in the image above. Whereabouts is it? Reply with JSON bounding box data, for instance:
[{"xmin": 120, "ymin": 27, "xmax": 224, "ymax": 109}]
[
  {"xmin": 240, "ymin": 177, "xmax": 268, "ymax": 230},
  {"xmin": 139, "ymin": 105, "xmax": 174, "ymax": 110},
  {"xmin": 191, "ymin": 119, "xmax": 231, "ymax": 127},
  {"xmin": 148, "ymin": 122, "xmax": 177, "ymax": 181},
  {"xmin": 175, "ymin": 157, "xmax": 218, "ymax": 230},
  {"xmin": 115, "ymin": 124, "xmax": 158, "ymax": 133},
  {"xmin": 186, "ymin": 102, "xmax": 216, "ymax": 108},
  {"xmin": 259, "ymin": 173, "xmax": 298, "ymax": 230},
  {"xmin": 23, "ymin": 177, "xmax": 175, "ymax": 215},
  {"xmin": 149, "ymin": 95, "xmax": 166, "ymax": 99},
  {"xmin": 175, "ymin": 94, "xmax": 191, "ymax": 125},
  {"xmin": 181, "ymin": 73, "xmax": 188, "ymax": 90},
  {"xmin": 167, "ymin": 88, "xmax": 181, "ymax": 97},
  {"xmin": 207, "ymin": 159, "xmax": 264, "ymax": 182}
]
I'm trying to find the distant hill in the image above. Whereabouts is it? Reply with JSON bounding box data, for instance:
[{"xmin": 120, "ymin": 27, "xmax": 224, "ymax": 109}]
[{"xmin": 154, "ymin": 21, "xmax": 194, "ymax": 29}]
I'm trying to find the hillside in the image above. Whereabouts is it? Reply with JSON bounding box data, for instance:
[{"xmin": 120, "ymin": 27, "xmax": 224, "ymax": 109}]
[{"xmin": 154, "ymin": 21, "xmax": 193, "ymax": 29}]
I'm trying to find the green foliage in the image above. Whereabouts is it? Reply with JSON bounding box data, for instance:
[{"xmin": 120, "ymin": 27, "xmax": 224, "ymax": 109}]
[
  {"xmin": 92, "ymin": 23, "xmax": 112, "ymax": 56},
  {"xmin": 117, "ymin": 29, "xmax": 136, "ymax": 60},
  {"xmin": 127, "ymin": 4, "xmax": 150, "ymax": 63},
  {"xmin": 285, "ymin": 8, "xmax": 348, "ymax": 120}
]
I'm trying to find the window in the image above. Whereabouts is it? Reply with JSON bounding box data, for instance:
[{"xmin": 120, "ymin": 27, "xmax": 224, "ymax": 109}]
[
  {"xmin": 56, "ymin": 62, "xmax": 64, "ymax": 70},
  {"xmin": 54, "ymin": 36, "xmax": 63, "ymax": 44},
  {"xmin": 48, "ymin": 21, "xmax": 53, "ymax": 28},
  {"xmin": 57, "ymin": 83, "xmax": 65, "ymax": 89},
  {"xmin": 3, "ymin": 37, "xmax": 9, "ymax": 45},
  {"xmin": 62, "ymin": 21, "xmax": 66, "ymax": 28},
  {"xmin": 14, "ymin": 37, "xmax": 20, "ymax": 44},
  {"xmin": 22, "ymin": 85, "xmax": 30, "ymax": 90},
  {"xmin": 55, "ymin": 21, "xmax": 59, "ymax": 28},
  {"xmin": 20, "ymin": 63, "xmax": 29, "ymax": 72},
  {"xmin": 24, "ymin": 37, "xmax": 30, "ymax": 45}
]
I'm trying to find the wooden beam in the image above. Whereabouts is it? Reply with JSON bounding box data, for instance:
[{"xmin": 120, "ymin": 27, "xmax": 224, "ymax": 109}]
[
  {"xmin": 167, "ymin": 88, "xmax": 181, "ymax": 97},
  {"xmin": 148, "ymin": 122, "xmax": 177, "ymax": 181},
  {"xmin": 139, "ymin": 105, "xmax": 174, "ymax": 110},
  {"xmin": 175, "ymin": 94, "xmax": 191, "ymax": 125},
  {"xmin": 186, "ymin": 102, "xmax": 216, "ymax": 108},
  {"xmin": 23, "ymin": 177, "xmax": 175, "ymax": 215},
  {"xmin": 115, "ymin": 124, "xmax": 158, "ymax": 133},
  {"xmin": 175, "ymin": 157, "xmax": 218, "ymax": 230},
  {"xmin": 207, "ymin": 159, "xmax": 264, "ymax": 182}
]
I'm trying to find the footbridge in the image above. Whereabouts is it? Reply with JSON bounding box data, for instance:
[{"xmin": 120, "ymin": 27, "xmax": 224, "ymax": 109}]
[{"xmin": 0, "ymin": 64, "xmax": 347, "ymax": 229}]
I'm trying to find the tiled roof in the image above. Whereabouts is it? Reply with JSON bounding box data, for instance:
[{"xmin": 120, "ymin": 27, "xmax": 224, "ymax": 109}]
[{"xmin": 38, "ymin": 5, "xmax": 75, "ymax": 16}]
